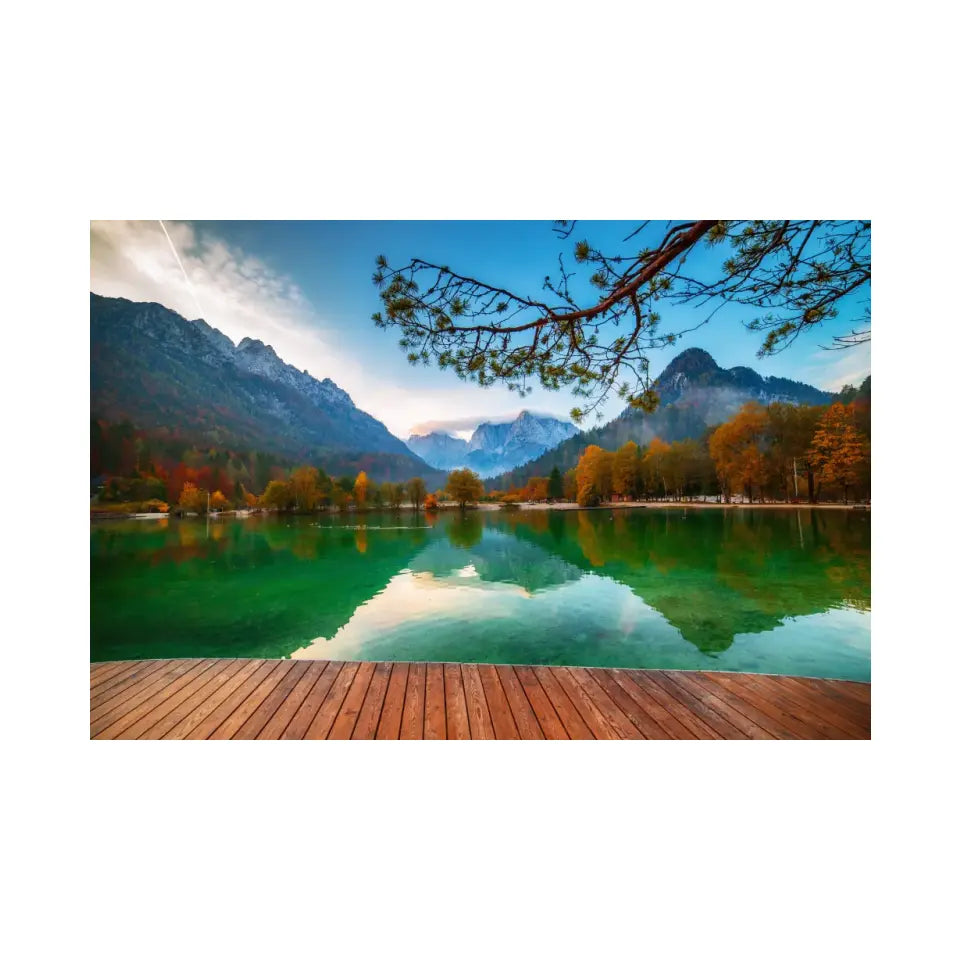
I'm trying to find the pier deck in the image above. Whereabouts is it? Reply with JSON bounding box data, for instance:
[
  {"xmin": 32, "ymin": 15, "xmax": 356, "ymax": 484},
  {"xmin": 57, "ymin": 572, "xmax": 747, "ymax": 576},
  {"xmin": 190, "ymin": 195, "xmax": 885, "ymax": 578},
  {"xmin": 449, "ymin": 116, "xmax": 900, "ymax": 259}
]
[{"xmin": 90, "ymin": 659, "xmax": 870, "ymax": 740}]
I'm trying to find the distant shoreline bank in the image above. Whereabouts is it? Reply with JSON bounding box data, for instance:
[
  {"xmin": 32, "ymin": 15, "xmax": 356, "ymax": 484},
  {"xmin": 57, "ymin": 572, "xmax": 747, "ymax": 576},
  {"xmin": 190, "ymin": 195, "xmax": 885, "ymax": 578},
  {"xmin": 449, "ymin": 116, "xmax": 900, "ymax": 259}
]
[
  {"xmin": 504, "ymin": 500, "xmax": 869, "ymax": 512},
  {"xmin": 91, "ymin": 500, "xmax": 869, "ymax": 521}
]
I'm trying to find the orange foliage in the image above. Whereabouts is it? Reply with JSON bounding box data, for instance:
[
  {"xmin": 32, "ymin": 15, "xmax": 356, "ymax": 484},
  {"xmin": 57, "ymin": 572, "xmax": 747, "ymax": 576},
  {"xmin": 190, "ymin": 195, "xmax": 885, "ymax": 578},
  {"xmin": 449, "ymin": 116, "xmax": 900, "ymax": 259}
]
[
  {"xmin": 808, "ymin": 403, "xmax": 867, "ymax": 502},
  {"xmin": 575, "ymin": 445, "xmax": 613, "ymax": 506},
  {"xmin": 353, "ymin": 471, "xmax": 369, "ymax": 509}
]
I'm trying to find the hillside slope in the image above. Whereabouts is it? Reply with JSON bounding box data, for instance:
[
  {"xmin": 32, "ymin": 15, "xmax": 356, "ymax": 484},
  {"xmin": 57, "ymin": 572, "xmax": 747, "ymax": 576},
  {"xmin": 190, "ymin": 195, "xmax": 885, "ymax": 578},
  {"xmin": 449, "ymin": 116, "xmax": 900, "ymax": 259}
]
[{"xmin": 90, "ymin": 293, "xmax": 444, "ymax": 484}]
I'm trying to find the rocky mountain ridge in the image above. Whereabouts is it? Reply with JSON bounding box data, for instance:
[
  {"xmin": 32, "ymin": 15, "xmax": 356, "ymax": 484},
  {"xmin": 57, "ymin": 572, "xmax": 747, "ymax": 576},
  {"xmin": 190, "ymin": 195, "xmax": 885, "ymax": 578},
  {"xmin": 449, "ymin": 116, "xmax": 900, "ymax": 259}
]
[
  {"xmin": 407, "ymin": 410, "xmax": 579, "ymax": 477},
  {"xmin": 90, "ymin": 293, "xmax": 443, "ymax": 484}
]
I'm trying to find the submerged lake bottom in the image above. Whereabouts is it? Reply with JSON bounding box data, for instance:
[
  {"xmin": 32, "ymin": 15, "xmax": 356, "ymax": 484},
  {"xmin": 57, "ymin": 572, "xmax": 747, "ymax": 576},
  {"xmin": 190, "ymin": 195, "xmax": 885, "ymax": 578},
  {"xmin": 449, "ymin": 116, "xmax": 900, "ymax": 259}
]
[{"xmin": 90, "ymin": 507, "xmax": 871, "ymax": 681}]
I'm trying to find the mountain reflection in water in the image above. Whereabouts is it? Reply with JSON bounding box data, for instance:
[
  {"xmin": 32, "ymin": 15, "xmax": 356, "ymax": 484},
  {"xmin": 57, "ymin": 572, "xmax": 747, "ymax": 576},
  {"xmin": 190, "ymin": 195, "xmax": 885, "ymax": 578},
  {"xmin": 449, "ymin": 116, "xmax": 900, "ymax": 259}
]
[{"xmin": 91, "ymin": 507, "xmax": 870, "ymax": 680}]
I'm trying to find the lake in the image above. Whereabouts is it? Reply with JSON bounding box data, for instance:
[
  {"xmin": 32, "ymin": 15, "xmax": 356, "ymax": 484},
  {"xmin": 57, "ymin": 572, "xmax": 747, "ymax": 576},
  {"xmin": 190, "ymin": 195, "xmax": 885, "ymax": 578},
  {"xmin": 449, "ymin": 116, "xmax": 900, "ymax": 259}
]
[{"xmin": 90, "ymin": 507, "xmax": 870, "ymax": 680}]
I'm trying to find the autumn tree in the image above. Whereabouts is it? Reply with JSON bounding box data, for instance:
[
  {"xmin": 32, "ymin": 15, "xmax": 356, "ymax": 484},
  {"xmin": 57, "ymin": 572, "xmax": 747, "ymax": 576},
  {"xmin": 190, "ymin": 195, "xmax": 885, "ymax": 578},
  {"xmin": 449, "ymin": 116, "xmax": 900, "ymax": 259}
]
[
  {"xmin": 808, "ymin": 403, "xmax": 867, "ymax": 503},
  {"xmin": 562, "ymin": 468, "xmax": 578, "ymax": 502},
  {"xmin": 575, "ymin": 445, "xmax": 613, "ymax": 506},
  {"xmin": 547, "ymin": 466, "xmax": 563, "ymax": 500},
  {"xmin": 424, "ymin": 492, "xmax": 439, "ymax": 511},
  {"xmin": 290, "ymin": 466, "xmax": 321, "ymax": 512},
  {"xmin": 612, "ymin": 441, "xmax": 642, "ymax": 500},
  {"xmin": 765, "ymin": 402, "xmax": 822, "ymax": 501},
  {"xmin": 210, "ymin": 490, "xmax": 228, "ymax": 511},
  {"xmin": 661, "ymin": 439, "xmax": 706, "ymax": 501},
  {"xmin": 387, "ymin": 481, "xmax": 405, "ymax": 509},
  {"xmin": 177, "ymin": 481, "xmax": 205, "ymax": 514},
  {"xmin": 260, "ymin": 479, "xmax": 294, "ymax": 511},
  {"xmin": 708, "ymin": 402, "xmax": 769, "ymax": 502},
  {"xmin": 641, "ymin": 437, "xmax": 670, "ymax": 500},
  {"xmin": 372, "ymin": 220, "xmax": 870, "ymax": 422},
  {"xmin": 407, "ymin": 476, "xmax": 427, "ymax": 510},
  {"xmin": 525, "ymin": 477, "xmax": 550, "ymax": 502},
  {"xmin": 446, "ymin": 468, "xmax": 484, "ymax": 509},
  {"xmin": 353, "ymin": 471, "xmax": 369, "ymax": 511},
  {"xmin": 329, "ymin": 478, "xmax": 353, "ymax": 511}
]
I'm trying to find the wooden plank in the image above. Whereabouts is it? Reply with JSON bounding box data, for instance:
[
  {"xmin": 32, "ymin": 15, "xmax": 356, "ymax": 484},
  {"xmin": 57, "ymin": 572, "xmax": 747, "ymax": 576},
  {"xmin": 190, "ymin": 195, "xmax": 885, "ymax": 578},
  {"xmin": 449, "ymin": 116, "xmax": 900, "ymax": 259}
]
[
  {"xmin": 532, "ymin": 666, "xmax": 594, "ymax": 739},
  {"xmin": 90, "ymin": 661, "xmax": 145, "ymax": 691},
  {"xmin": 643, "ymin": 671, "xmax": 748, "ymax": 739},
  {"xmin": 443, "ymin": 663, "xmax": 470, "ymax": 740},
  {"xmin": 89, "ymin": 659, "xmax": 871, "ymax": 742},
  {"xmin": 281, "ymin": 661, "xmax": 343, "ymax": 740},
  {"xmin": 695, "ymin": 672, "xmax": 832, "ymax": 740},
  {"xmin": 551, "ymin": 667, "xmax": 620, "ymax": 739},
  {"xmin": 139, "ymin": 659, "xmax": 249, "ymax": 739},
  {"xmin": 757, "ymin": 676, "xmax": 868, "ymax": 738},
  {"xmin": 104, "ymin": 660, "xmax": 228, "ymax": 740},
  {"xmin": 232, "ymin": 660, "xmax": 312, "ymax": 740},
  {"xmin": 351, "ymin": 662, "xmax": 393, "ymax": 739},
  {"xmin": 820, "ymin": 678, "xmax": 871, "ymax": 704},
  {"xmin": 90, "ymin": 660, "xmax": 195, "ymax": 736},
  {"xmin": 477, "ymin": 665, "xmax": 520, "ymax": 739},
  {"xmin": 461, "ymin": 663, "xmax": 494, "ymax": 739},
  {"xmin": 587, "ymin": 668, "xmax": 673, "ymax": 739},
  {"xmin": 513, "ymin": 665, "xmax": 567, "ymax": 739},
  {"xmin": 494, "ymin": 666, "xmax": 544, "ymax": 740},
  {"xmin": 399, "ymin": 662, "xmax": 426, "ymax": 740},
  {"xmin": 423, "ymin": 662, "xmax": 447, "ymax": 740},
  {"xmin": 609, "ymin": 669, "xmax": 701, "ymax": 739},
  {"xmin": 176, "ymin": 660, "xmax": 277, "ymax": 740},
  {"xmin": 303, "ymin": 661, "xmax": 360, "ymax": 740},
  {"xmin": 623, "ymin": 670, "xmax": 721, "ymax": 739},
  {"xmin": 376, "ymin": 662, "xmax": 409, "ymax": 740},
  {"xmin": 328, "ymin": 661, "xmax": 376, "ymax": 739},
  {"xmin": 739, "ymin": 675, "xmax": 857, "ymax": 739},
  {"xmin": 204, "ymin": 661, "xmax": 297, "ymax": 740},
  {"xmin": 787, "ymin": 676, "xmax": 872, "ymax": 719},
  {"xmin": 90, "ymin": 660, "xmax": 171, "ymax": 710},
  {"xmin": 663, "ymin": 671, "xmax": 777, "ymax": 740},
  {"xmin": 258, "ymin": 660, "xmax": 330, "ymax": 740},
  {"xmin": 159, "ymin": 659, "xmax": 267, "ymax": 739},
  {"xmin": 565, "ymin": 667, "xmax": 646, "ymax": 739},
  {"xmin": 773, "ymin": 676, "xmax": 870, "ymax": 735},
  {"xmin": 90, "ymin": 661, "xmax": 130, "ymax": 684}
]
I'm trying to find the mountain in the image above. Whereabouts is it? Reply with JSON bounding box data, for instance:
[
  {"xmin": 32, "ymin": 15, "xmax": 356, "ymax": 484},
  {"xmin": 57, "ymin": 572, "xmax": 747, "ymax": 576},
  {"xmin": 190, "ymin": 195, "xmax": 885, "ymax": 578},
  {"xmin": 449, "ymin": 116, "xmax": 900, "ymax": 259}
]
[
  {"xmin": 406, "ymin": 411, "xmax": 579, "ymax": 478},
  {"xmin": 655, "ymin": 347, "xmax": 834, "ymax": 408},
  {"xmin": 487, "ymin": 347, "xmax": 838, "ymax": 489},
  {"xmin": 90, "ymin": 293, "xmax": 444, "ymax": 484},
  {"xmin": 405, "ymin": 431, "xmax": 470, "ymax": 470}
]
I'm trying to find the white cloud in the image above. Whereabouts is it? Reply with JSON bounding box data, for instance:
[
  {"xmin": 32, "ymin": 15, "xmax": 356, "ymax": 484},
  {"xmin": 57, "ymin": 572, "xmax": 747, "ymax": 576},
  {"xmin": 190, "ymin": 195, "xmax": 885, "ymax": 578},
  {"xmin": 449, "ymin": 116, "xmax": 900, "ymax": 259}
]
[{"xmin": 798, "ymin": 343, "xmax": 872, "ymax": 393}]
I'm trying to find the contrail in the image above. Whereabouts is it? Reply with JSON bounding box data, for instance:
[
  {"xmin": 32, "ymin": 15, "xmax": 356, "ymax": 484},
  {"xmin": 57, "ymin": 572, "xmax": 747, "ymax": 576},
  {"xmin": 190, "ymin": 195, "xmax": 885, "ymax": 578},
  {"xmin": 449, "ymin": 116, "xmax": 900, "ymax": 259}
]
[{"xmin": 158, "ymin": 219, "xmax": 205, "ymax": 319}]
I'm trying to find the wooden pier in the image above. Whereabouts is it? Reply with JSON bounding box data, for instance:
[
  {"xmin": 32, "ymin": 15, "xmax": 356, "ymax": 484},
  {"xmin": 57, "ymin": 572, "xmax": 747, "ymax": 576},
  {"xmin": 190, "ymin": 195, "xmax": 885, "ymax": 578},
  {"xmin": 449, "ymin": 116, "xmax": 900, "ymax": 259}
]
[{"xmin": 90, "ymin": 658, "xmax": 870, "ymax": 739}]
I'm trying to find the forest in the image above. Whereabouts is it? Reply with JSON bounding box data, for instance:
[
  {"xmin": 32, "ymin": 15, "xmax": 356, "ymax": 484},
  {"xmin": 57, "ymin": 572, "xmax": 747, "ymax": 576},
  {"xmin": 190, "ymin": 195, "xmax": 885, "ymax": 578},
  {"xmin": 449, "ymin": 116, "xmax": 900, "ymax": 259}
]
[
  {"xmin": 491, "ymin": 394, "xmax": 871, "ymax": 507},
  {"xmin": 91, "ymin": 419, "xmax": 439, "ymax": 515},
  {"xmin": 92, "ymin": 384, "xmax": 869, "ymax": 516}
]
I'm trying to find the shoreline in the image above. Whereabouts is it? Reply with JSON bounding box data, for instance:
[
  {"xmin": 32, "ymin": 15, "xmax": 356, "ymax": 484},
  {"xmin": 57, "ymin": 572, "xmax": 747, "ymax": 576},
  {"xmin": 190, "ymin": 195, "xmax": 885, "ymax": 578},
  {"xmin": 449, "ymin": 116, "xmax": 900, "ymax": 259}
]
[
  {"xmin": 504, "ymin": 500, "xmax": 869, "ymax": 512},
  {"xmin": 91, "ymin": 500, "xmax": 869, "ymax": 521}
]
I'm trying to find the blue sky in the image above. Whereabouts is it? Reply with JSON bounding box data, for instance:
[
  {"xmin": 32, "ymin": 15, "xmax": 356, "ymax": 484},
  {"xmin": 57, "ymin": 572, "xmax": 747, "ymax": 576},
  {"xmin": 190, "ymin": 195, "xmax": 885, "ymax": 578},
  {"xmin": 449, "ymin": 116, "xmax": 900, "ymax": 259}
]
[{"xmin": 90, "ymin": 220, "xmax": 871, "ymax": 439}]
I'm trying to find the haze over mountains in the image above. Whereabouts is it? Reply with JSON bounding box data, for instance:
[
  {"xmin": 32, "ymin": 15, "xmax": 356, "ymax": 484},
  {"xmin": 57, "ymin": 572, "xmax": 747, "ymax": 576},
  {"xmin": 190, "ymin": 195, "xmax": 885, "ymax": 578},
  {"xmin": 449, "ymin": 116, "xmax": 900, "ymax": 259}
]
[{"xmin": 406, "ymin": 412, "xmax": 579, "ymax": 477}]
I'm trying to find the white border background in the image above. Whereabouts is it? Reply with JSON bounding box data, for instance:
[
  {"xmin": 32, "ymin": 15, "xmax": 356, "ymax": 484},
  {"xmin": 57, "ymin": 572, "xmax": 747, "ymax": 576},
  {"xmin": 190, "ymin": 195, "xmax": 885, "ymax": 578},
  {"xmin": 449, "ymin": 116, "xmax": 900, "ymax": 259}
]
[{"xmin": 4, "ymin": 0, "xmax": 956, "ymax": 957}]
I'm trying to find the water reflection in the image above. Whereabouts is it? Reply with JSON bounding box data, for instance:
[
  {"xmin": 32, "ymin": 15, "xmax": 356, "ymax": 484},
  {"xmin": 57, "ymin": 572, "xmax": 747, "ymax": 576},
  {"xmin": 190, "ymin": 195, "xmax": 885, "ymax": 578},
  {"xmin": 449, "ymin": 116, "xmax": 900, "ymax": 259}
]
[{"xmin": 91, "ymin": 507, "xmax": 870, "ymax": 679}]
